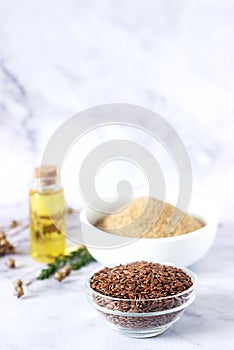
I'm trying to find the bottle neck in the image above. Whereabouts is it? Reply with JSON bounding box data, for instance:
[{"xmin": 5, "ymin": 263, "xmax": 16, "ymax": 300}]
[{"xmin": 33, "ymin": 176, "xmax": 61, "ymax": 193}]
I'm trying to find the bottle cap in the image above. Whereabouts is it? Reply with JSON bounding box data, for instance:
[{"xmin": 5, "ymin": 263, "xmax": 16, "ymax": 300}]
[
  {"xmin": 34, "ymin": 165, "xmax": 57, "ymax": 179},
  {"xmin": 34, "ymin": 166, "xmax": 57, "ymax": 186}
]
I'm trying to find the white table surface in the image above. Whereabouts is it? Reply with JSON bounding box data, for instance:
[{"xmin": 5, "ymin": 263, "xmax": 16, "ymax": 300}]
[{"xmin": 1, "ymin": 217, "xmax": 233, "ymax": 350}]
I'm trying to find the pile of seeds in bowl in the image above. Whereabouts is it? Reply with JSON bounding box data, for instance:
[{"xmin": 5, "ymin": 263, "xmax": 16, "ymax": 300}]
[
  {"xmin": 95, "ymin": 196, "xmax": 204, "ymax": 238},
  {"xmin": 89, "ymin": 261, "xmax": 194, "ymax": 329},
  {"xmin": 90, "ymin": 261, "xmax": 193, "ymax": 299}
]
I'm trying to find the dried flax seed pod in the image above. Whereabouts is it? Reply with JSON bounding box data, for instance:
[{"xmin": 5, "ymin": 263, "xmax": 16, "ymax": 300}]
[
  {"xmin": 14, "ymin": 279, "xmax": 23, "ymax": 288},
  {"xmin": 0, "ymin": 231, "xmax": 6, "ymax": 239},
  {"xmin": 14, "ymin": 286, "xmax": 24, "ymax": 298},
  {"xmin": 54, "ymin": 271, "xmax": 64, "ymax": 282},
  {"xmin": 6, "ymin": 258, "xmax": 15, "ymax": 268},
  {"xmin": 10, "ymin": 220, "xmax": 18, "ymax": 229},
  {"xmin": 13, "ymin": 280, "xmax": 24, "ymax": 298},
  {"xmin": 60, "ymin": 265, "xmax": 71, "ymax": 277}
]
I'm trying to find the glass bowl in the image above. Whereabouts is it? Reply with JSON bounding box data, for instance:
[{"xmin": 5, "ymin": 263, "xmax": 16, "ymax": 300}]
[{"xmin": 86, "ymin": 264, "xmax": 197, "ymax": 338}]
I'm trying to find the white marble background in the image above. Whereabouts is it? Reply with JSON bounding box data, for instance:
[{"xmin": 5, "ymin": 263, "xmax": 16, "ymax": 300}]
[
  {"xmin": 0, "ymin": 0, "xmax": 233, "ymax": 220},
  {"xmin": 0, "ymin": 1, "xmax": 234, "ymax": 349}
]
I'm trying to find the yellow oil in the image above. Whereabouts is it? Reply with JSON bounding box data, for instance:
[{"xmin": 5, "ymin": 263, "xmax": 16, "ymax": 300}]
[{"xmin": 30, "ymin": 188, "xmax": 65, "ymax": 262}]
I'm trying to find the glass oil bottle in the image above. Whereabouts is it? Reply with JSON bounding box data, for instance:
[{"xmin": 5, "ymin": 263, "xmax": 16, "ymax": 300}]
[{"xmin": 30, "ymin": 165, "xmax": 65, "ymax": 262}]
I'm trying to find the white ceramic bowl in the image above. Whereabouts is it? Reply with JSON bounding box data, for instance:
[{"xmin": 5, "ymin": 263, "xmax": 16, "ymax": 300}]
[{"xmin": 80, "ymin": 200, "xmax": 219, "ymax": 267}]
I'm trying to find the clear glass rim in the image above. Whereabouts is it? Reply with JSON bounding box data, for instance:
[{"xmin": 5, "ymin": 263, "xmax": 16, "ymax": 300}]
[{"xmin": 87, "ymin": 292, "xmax": 196, "ymax": 317}]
